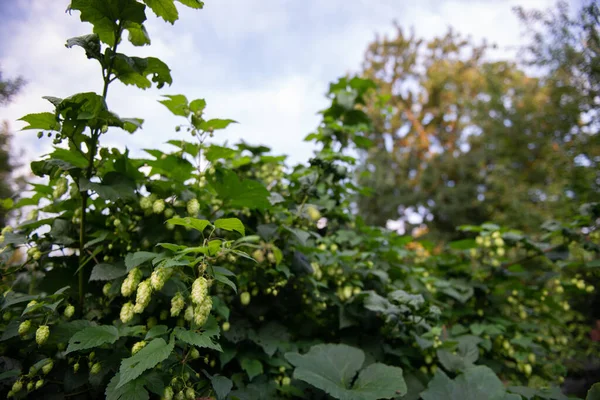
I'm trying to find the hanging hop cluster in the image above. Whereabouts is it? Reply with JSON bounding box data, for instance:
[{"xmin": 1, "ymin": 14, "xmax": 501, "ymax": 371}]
[
  {"xmin": 191, "ymin": 277, "xmax": 212, "ymax": 326},
  {"xmin": 170, "ymin": 292, "xmax": 185, "ymax": 317},
  {"xmin": 187, "ymin": 198, "xmax": 200, "ymax": 215},
  {"xmin": 52, "ymin": 177, "xmax": 68, "ymax": 199},
  {"xmin": 150, "ymin": 266, "xmax": 172, "ymax": 291},
  {"xmin": 120, "ymin": 302, "xmax": 135, "ymax": 324},
  {"xmin": 133, "ymin": 280, "xmax": 152, "ymax": 313},
  {"xmin": 121, "ymin": 268, "xmax": 142, "ymax": 297}
]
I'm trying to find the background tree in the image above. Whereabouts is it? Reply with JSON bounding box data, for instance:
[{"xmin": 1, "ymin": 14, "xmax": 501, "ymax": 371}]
[
  {"xmin": 0, "ymin": 67, "xmax": 25, "ymax": 227},
  {"xmin": 356, "ymin": 2, "xmax": 600, "ymax": 241}
]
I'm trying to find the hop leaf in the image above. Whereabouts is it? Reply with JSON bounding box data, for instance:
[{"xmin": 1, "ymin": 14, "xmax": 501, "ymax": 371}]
[{"xmin": 36, "ymin": 325, "xmax": 50, "ymax": 346}]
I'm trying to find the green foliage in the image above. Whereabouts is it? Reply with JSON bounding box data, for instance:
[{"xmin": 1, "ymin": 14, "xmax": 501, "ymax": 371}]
[{"xmin": 0, "ymin": 1, "xmax": 598, "ymax": 400}]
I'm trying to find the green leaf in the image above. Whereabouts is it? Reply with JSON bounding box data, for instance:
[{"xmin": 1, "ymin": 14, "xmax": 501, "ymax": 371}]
[
  {"xmin": 286, "ymin": 343, "xmax": 406, "ymax": 400},
  {"xmin": 210, "ymin": 375, "xmax": 233, "ymax": 400},
  {"xmin": 587, "ymin": 383, "xmax": 600, "ymax": 400},
  {"xmin": 19, "ymin": 112, "xmax": 60, "ymax": 131},
  {"xmin": 249, "ymin": 322, "xmax": 290, "ymax": 357},
  {"xmin": 352, "ymin": 363, "xmax": 407, "ymax": 399},
  {"xmin": 213, "ymin": 273, "xmax": 237, "ymax": 293},
  {"xmin": 173, "ymin": 326, "xmax": 222, "ymax": 351},
  {"xmin": 117, "ymin": 338, "xmax": 174, "ymax": 389},
  {"xmin": 50, "ymin": 147, "xmax": 89, "ymax": 169},
  {"xmin": 125, "ymin": 252, "xmax": 157, "ymax": 271},
  {"xmin": 112, "ymin": 54, "xmax": 172, "ymax": 89},
  {"xmin": 65, "ymin": 34, "xmax": 102, "ymax": 60},
  {"xmin": 586, "ymin": 259, "xmax": 600, "ymax": 268},
  {"xmin": 421, "ymin": 366, "xmax": 518, "ymax": 400},
  {"xmin": 143, "ymin": 0, "xmax": 178, "ymax": 23},
  {"xmin": 159, "ymin": 94, "xmax": 189, "ymax": 116},
  {"xmin": 125, "ymin": 22, "xmax": 151, "ymax": 46},
  {"xmin": 210, "ymin": 170, "xmax": 270, "ymax": 210},
  {"xmin": 121, "ymin": 117, "xmax": 144, "ymax": 133},
  {"xmin": 176, "ymin": 0, "xmax": 204, "ymax": 9},
  {"xmin": 240, "ymin": 358, "xmax": 263, "ymax": 381},
  {"xmin": 436, "ymin": 340, "xmax": 479, "ymax": 373},
  {"xmin": 189, "ymin": 98, "xmax": 206, "ymax": 113},
  {"xmin": 166, "ymin": 217, "xmax": 211, "ymax": 233},
  {"xmin": 79, "ymin": 174, "xmax": 136, "ymax": 201},
  {"xmin": 214, "ymin": 218, "xmax": 245, "ymax": 236},
  {"xmin": 145, "ymin": 325, "xmax": 169, "ymax": 340},
  {"xmin": 204, "ymin": 145, "xmax": 237, "ymax": 162},
  {"xmin": 66, "ymin": 325, "xmax": 119, "ymax": 353},
  {"xmin": 0, "ymin": 370, "xmax": 20, "ymax": 381},
  {"xmin": 106, "ymin": 373, "xmax": 149, "ymax": 400},
  {"xmin": 69, "ymin": 0, "xmax": 147, "ymax": 46},
  {"xmin": 199, "ymin": 118, "xmax": 237, "ymax": 131}
]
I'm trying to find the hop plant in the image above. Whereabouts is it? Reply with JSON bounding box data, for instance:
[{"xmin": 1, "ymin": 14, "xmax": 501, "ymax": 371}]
[
  {"xmin": 133, "ymin": 280, "xmax": 152, "ymax": 313},
  {"xmin": 18, "ymin": 320, "xmax": 31, "ymax": 336},
  {"xmin": 36, "ymin": 325, "xmax": 50, "ymax": 346},
  {"xmin": 121, "ymin": 268, "xmax": 142, "ymax": 297},
  {"xmin": 186, "ymin": 198, "xmax": 200, "ymax": 215},
  {"xmin": 132, "ymin": 341, "xmax": 147, "ymax": 355},
  {"xmin": 120, "ymin": 302, "xmax": 135, "ymax": 323},
  {"xmin": 64, "ymin": 304, "xmax": 75, "ymax": 318},
  {"xmin": 191, "ymin": 277, "xmax": 208, "ymax": 304},
  {"xmin": 170, "ymin": 292, "xmax": 185, "ymax": 317},
  {"xmin": 35, "ymin": 379, "xmax": 44, "ymax": 389},
  {"xmin": 153, "ymin": 199, "xmax": 165, "ymax": 214}
]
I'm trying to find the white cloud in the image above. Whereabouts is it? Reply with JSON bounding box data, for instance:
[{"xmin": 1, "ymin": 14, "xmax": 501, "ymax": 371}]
[{"xmin": 1, "ymin": 0, "xmax": 561, "ymax": 172}]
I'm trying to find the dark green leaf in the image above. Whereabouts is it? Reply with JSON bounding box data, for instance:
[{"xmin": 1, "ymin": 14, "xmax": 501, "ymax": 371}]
[
  {"xmin": 173, "ymin": 326, "xmax": 222, "ymax": 351},
  {"xmin": 117, "ymin": 338, "xmax": 174, "ymax": 388},
  {"xmin": 166, "ymin": 217, "xmax": 211, "ymax": 233},
  {"xmin": 19, "ymin": 112, "xmax": 60, "ymax": 131},
  {"xmin": 106, "ymin": 373, "xmax": 149, "ymax": 400},
  {"xmin": 240, "ymin": 358, "xmax": 263, "ymax": 381},
  {"xmin": 89, "ymin": 263, "xmax": 128, "ymax": 281},
  {"xmin": 125, "ymin": 252, "xmax": 157, "ymax": 271},
  {"xmin": 210, "ymin": 170, "xmax": 270, "ymax": 210},
  {"xmin": 65, "ymin": 34, "xmax": 102, "ymax": 60},
  {"xmin": 210, "ymin": 375, "xmax": 233, "ymax": 400},
  {"xmin": 214, "ymin": 218, "xmax": 245, "ymax": 235},
  {"xmin": 67, "ymin": 325, "xmax": 119, "ymax": 353}
]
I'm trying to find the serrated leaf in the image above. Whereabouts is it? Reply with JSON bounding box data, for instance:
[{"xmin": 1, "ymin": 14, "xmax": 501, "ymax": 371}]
[
  {"xmin": 66, "ymin": 34, "xmax": 102, "ymax": 60},
  {"xmin": 112, "ymin": 54, "xmax": 172, "ymax": 89},
  {"xmin": 159, "ymin": 94, "xmax": 188, "ymax": 116},
  {"xmin": 145, "ymin": 325, "xmax": 169, "ymax": 340},
  {"xmin": 106, "ymin": 373, "xmax": 149, "ymax": 400},
  {"xmin": 199, "ymin": 118, "xmax": 237, "ymax": 131},
  {"xmin": 176, "ymin": 0, "xmax": 204, "ymax": 9},
  {"xmin": 166, "ymin": 217, "xmax": 211, "ymax": 233},
  {"xmin": 421, "ymin": 366, "xmax": 518, "ymax": 400},
  {"xmin": 189, "ymin": 98, "xmax": 206, "ymax": 113},
  {"xmin": 143, "ymin": 0, "xmax": 178, "ymax": 23},
  {"xmin": 90, "ymin": 263, "xmax": 128, "ymax": 281},
  {"xmin": 210, "ymin": 375, "xmax": 233, "ymax": 400},
  {"xmin": 240, "ymin": 358, "xmax": 263, "ymax": 381},
  {"xmin": 117, "ymin": 338, "xmax": 174, "ymax": 388},
  {"xmin": 286, "ymin": 343, "xmax": 406, "ymax": 400},
  {"xmin": 173, "ymin": 326, "xmax": 222, "ymax": 351},
  {"xmin": 210, "ymin": 169, "xmax": 270, "ymax": 210},
  {"xmin": 213, "ymin": 273, "xmax": 237, "ymax": 293},
  {"xmin": 125, "ymin": 251, "xmax": 157, "ymax": 271},
  {"xmin": 587, "ymin": 383, "xmax": 600, "ymax": 400},
  {"xmin": 214, "ymin": 218, "xmax": 245, "ymax": 236},
  {"xmin": 125, "ymin": 21, "xmax": 151, "ymax": 46},
  {"xmin": 50, "ymin": 147, "xmax": 89, "ymax": 169},
  {"xmin": 67, "ymin": 325, "xmax": 119, "ymax": 353},
  {"xmin": 19, "ymin": 112, "xmax": 60, "ymax": 131},
  {"xmin": 249, "ymin": 322, "xmax": 290, "ymax": 357}
]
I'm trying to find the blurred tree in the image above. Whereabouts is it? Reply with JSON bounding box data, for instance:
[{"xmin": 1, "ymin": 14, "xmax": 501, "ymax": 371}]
[
  {"xmin": 0, "ymin": 67, "xmax": 25, "ymax": 227},
  {"xmin": 356, "ymin": 2, "xmax": 600, "ymax": 240}
]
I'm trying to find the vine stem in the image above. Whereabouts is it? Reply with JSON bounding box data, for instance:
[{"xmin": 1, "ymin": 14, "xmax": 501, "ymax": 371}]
[{"xmin": 77, "ymin": 23, "xmax": 123, "ymax": 312}]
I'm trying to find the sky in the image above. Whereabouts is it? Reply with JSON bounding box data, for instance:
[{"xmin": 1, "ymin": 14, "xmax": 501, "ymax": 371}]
[{"xmin": 0, "ymin": 0, "xmax": 567, "ymax": 173}]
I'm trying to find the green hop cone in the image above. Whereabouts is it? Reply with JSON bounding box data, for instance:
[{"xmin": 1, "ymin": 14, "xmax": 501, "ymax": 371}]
[
  {"xmin": 140, "ymin": 197, "xmax": 152, "ymax": 210},
  {"xmin": 120, "ymin": 302, "xmax": 135, "ymax": 323},
  {"xmin": 185, "ymin": 388, "xmax": 195, "ymax": 400},
  {"xmin": 102, "ymin": 282, "xmax": 112, "ymax": 297},
  {"xmin": 121, "ymin": 268, "xmax": 142, "ymax": 297},
  {"xmin": 132, "ymin": 341, "xmax": 147, "ymax": 355},
  {"xmin": 240, "ymin": 291, "xmax": 251, "ymax": 306},
  {"xmin": 193, "ymin": 296, "xmax": 212, "ymax": 326},
  {"xmin": 12, "ymin": 380, "xmax": 23, "ymax": 393},
  {"xmin": 170, "ymin": 292, "xmax": 185, "ymax": 317},
  {"xmin": 186, "ymin": 198, "xmax": 199, "ymax": 215},
  {"xmin": 152, "ymin": 199, "xmax": 165, "ymax": 214},
  {"xmin": 150, "ymin": 267, "xmax": 171, "ymax": 291},
  {"xmin": 175, "ymin": 391, "xmax": 185, "ymax": 400},
  {"xmin": 27, "ymin": 382, "xmax": 34, "ymax": 391},
  {"xmin": 35, "ymin": 379, "xmax": 44, "ymax": 389},
  {"xmin": 184, "ymin": 305, "xmax": 194, "ymax": 322},
  {"xmin": 73, "ymin": 363, "xmax": 80, "ymax": 373},
  {"xmin": 189, "ymin": 348, "xmax": 200, "ymax": 359},
  {"xmin": 64, "ymin": 304, "xmax": 75, "ymax": 319},
  {"xmin": 164, "ymin": 208, "xmax": 174, "ymax": 218},
  {"xmin": 133, "ymin": 280, "xmax": 152, "ymax": 313},
  {"xmin": 18, "ymin": 320, "xmax": 31, "ymax": 336},
  {"xmin": 163, "ymin": 386, "xmax": 174, "ymax": 400},
  {"xmin": 191, "ymin": 277, "xmax": 208, "ymax": 304},
  {"xmin": 222, "ymin": 321, "xmax": 231, "ymax": 332},
  {"xmin": 52, "ymin": 177, "xmax": 68, "ymax": 199},
  {"xmin": 42, "ymin": 360, "xmax": 53, "ymax": 375},
  {"xmin": 36, "ymin": 325, "xmax": 50, "ymax": 346},
  {"xmin": 90, "ymin": 362, "xmax": 101, "ymax": 374}
]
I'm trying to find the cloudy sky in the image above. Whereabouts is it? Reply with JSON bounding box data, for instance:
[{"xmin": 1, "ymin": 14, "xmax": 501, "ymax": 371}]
[{"xmin": 0, "ymin": 0, "xmax": 567, "ymax": 171}]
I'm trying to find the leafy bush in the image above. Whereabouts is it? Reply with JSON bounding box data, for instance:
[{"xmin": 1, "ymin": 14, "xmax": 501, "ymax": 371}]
[{"xmin": 0, "ymin": 1, "xmax": 598, "ymax": 400}]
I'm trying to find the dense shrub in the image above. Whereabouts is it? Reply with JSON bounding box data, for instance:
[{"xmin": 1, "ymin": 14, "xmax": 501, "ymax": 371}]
[{"xmin": 0, "ymin": 1, "xmax": 598, "ymax": 399}]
